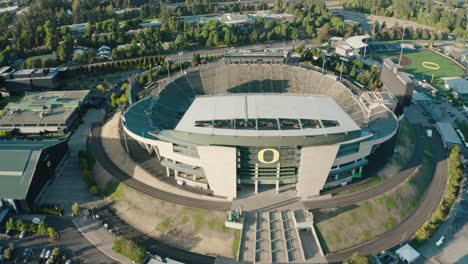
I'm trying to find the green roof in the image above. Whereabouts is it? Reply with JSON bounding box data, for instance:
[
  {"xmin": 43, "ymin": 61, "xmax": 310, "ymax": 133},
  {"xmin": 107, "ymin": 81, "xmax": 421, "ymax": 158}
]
[{"xmin": 0, "ymin": 140, "xmax": 62, "ymax": 200}]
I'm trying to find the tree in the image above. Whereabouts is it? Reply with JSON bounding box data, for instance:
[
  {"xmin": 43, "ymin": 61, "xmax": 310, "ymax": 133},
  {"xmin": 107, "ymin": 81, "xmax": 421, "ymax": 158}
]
[
  {"xmin": 29, "ymin": 224, "xmax": 38, "ymax": 233},
  {"xmin": 38, "ymin": 222, "xmax": 48, "ymax": 234},
  {"xmin": 89, "ymin": 185, "xmax": 100, "ymax": 195},
  {"xmin": 47, "ymin": 227, "xmax": 57, "ymax": 239},
  {"xmin": 3, "ymin": 248, "xmax": 12, "ymax": 260},
  {"xmin": 52, "ymin": 247, "xmax": 60, "ymax": 257},
  {"xmin": 16, "ymin": 220, "xmax": 27, "ymax": 232},
  {"xmin": 350, "ymin": 65, "xmax": 356, "ymax": 78},
  {"xmin": 6, "ymin": 217, "xmax": 14, "ymax": 230},
  {"xmin": 0, "ymin": 130, "xmax": 11, "ymax": 139},
  {"xmin": 344, "ymin": 252, "xmax": 374, "ymax": 264},
  {"xmin": 72, "ymin": 202, "xmax": 81, "ymax": 216}
]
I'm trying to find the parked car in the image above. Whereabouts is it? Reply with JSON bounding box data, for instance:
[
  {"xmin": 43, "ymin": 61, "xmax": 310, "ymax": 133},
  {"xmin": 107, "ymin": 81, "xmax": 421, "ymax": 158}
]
[
  {"xmin": 19, "ymin": 231, "xmax": 26, "ymax": 238},
  {"xmin": 45, "ymin": 250, "xmax": 51, "ymax": 259},
  {"xmin": 40, "ymin": 248, "xmax": 47, "ymax": 258}
]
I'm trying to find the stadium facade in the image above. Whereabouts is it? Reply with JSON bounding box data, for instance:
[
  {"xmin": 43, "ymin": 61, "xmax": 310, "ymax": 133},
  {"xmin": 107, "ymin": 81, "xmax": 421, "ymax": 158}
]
[{"xmin": 122, "ymin": 56, "xmax": 399, "ymax": 200}]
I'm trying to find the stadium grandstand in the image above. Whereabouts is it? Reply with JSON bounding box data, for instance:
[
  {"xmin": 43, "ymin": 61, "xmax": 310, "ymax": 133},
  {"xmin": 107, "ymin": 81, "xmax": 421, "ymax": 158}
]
[{"xmin": 122, "ymin": 51, "xmax": 399, "ymax": 200}]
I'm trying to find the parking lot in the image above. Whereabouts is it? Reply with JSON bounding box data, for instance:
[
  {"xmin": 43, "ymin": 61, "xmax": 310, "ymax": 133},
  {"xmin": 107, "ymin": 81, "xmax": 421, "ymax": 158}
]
[{"xmin": 0, "ymin": 216, "xmax": 115, "ymax": 264}]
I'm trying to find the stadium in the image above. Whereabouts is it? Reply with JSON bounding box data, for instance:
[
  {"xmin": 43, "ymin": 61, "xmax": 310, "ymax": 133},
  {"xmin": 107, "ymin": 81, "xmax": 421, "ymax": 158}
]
[{"xmin": 122, "ymin": 51, "xmax": 399, "ymax": 200}]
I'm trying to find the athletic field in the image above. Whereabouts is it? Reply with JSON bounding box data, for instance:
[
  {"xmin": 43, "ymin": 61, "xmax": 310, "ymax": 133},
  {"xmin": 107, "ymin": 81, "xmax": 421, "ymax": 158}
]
[{"xmin": 389, "ymin": 50, "xmax": 464, "ymax": 82}]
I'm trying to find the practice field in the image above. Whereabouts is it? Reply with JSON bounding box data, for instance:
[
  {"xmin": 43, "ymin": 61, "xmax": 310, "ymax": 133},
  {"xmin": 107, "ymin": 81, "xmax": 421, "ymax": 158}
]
[{"xmin": 389, "ymin": 50, "xmax": 464, "ymax": 82}]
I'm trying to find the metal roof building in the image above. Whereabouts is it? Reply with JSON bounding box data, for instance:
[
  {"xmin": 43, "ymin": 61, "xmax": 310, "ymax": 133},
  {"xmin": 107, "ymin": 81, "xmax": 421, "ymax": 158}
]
[
  {"xmin": 436, "ymin": 122, "xmax": 462, "ymax": 149},
  {"xmin": 0, "ymin": 90, "xmax": 89, "ymax": 135},
  {"xmin": 0, "ymin": 140, "xmax": 68, "ymax": 212}
]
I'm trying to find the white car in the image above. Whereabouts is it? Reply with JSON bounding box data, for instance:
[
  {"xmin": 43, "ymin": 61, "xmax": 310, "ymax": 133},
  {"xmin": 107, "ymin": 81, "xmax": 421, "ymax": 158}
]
[
  {"xmin": 19, "ymin": 231, "xmax": 26, "ymax": 238},
  {"xmin": 45, "ymin": 250, "xmax": 51, "ymax": 259},
  {"xmin": 40, "ymin": 248, "xmax": 47, "ymax": 258}
]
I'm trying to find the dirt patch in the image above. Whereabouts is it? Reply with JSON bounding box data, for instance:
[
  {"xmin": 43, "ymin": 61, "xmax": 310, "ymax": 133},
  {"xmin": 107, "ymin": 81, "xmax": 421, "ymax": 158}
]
[
  {"xmin": 102, "ymin": 181, "xmax": 236, "ymax": 257},
  {"xmin": 399, "ymin": 56, "xmax": 413, "ymax": 67}
]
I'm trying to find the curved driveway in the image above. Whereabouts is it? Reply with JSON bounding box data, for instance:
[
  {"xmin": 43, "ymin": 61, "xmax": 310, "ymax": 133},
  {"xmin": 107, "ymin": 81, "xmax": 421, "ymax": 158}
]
[{"xmin": 304, "ymin": 125, "xmax": 424, "ymax": 209}]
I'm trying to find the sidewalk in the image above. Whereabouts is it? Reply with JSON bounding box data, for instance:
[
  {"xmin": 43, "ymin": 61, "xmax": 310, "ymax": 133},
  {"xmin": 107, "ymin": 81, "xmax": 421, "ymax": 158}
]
[{"xmin": 73, "ymin": 215, "xmax": 133, "ymax": 264}]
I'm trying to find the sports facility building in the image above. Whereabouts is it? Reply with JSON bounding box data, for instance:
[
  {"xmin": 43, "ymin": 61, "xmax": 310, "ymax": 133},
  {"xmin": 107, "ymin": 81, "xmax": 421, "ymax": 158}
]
[{"xmin": 122, "ymin": 54, "xmax": 399, "ymax": 200}]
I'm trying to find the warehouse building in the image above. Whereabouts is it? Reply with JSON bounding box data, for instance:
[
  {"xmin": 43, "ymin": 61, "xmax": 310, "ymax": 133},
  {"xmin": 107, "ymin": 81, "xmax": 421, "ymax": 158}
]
[{"xmin": 0, "ymin": 140, "xmax": 68, "ymax": 212}]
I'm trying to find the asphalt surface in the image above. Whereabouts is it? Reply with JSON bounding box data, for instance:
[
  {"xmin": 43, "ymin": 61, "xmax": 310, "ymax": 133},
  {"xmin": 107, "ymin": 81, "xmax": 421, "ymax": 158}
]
[
  {"xmin": 0, "ymin": 216, "xmax": 115, "ymax": 264},
  {"xmin": 303, "ymin": 124, "xmax": 425, "ymax": 209},
  {"xmin": 91, "ymin": 122, "xmax": 232, "ymax": 211},
  {"xmin": 92, "ymin": 204, "xmax": 215, "ymax": 264},
  {"xmin": 325, "ymin": 129, "xmax": 449, "ymax": 262}
]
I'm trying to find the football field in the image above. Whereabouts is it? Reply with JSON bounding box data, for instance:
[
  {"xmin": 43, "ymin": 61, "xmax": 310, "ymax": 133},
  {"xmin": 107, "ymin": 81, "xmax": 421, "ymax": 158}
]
[{"xmin": 390, "ymin": 50, "xmax": 464, "ymax": 82}]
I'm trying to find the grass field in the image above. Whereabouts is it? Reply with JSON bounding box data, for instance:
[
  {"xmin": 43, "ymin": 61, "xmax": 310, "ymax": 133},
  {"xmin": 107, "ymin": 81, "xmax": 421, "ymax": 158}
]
[{"xmin": 388, "ymin": 50, "xmax": 464, "ymax": 82}]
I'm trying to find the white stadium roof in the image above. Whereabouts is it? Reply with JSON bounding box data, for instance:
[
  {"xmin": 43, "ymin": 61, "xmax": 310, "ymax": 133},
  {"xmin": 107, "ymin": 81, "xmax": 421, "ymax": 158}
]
[
  {"xmin": 346, "ymin": 35, "xmax": 370, "ymax": 50},
  {"xmin": 175, "ymin": 94, "xmax": 360, "ymax": 137}
]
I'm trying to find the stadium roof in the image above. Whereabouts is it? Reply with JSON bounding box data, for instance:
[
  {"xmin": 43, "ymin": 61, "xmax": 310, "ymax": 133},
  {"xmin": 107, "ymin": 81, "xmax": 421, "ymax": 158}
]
[
  {"xmin": 175, "ymin": 94, "xmax": 360, "ymax": 137},
  {"xmin": 346, "ymin": 35, "xmax": 370, "ymax": 50},
  {"xmin": 0, "ymin": 140, "xmax": 62, "ymax": 200}
]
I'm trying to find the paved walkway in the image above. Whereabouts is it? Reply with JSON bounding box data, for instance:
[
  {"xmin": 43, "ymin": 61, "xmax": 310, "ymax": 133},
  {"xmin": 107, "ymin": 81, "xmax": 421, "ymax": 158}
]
[
  {"xmin": 73, "ymin": 213, "xmax": 133, "ymax": 264},
  {"xmin": 41, "ymin": 109, "xmax": 106, "ymax": 215}
]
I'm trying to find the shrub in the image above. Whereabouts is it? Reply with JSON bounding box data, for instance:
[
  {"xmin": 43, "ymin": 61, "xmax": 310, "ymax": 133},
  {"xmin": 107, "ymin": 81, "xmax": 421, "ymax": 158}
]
[
  {"xmin": 72, "ymin": 202, "xmax": 81, "ymax": 216},
  {"xmin": 89, "ymin": 185, "xmax": 101, "ymax": 195},
  {"xmin": 113, "ymin": 237, "xmax": 146, "ymax": 264}
]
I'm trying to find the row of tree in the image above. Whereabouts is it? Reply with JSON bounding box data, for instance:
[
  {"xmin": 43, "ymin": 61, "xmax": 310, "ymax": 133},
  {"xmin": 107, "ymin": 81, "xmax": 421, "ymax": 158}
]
[
  {"xmin": 414, "ymin": 146, "xmax": 463, "ymax": 244},
  {"xmin": 5, "ymin": 218, "xmax": 57, "ymax": 239}
]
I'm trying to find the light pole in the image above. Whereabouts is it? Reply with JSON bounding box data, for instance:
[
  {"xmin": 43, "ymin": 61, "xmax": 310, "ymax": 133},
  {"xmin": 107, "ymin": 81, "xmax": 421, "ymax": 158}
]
[
  {"xmin": 321, "ymin": 54, "xmax": 326, "ymax": 75},
  {"xmin": 339, "ymin": 58, "xmax": 344, "ymax": 82},
  {"xmin": 398, "ymin": 26, "xmax": 406, "ymax": 65}
]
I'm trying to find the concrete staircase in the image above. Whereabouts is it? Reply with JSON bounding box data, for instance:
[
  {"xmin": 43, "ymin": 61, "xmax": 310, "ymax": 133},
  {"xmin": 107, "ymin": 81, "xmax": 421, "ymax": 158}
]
[{"xmin": 239, "ymin": 209, "xmax": 305, "ymax": 263}]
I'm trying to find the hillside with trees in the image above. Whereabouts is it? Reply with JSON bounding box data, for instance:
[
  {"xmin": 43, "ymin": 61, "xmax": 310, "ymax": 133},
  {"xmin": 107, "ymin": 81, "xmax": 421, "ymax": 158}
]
[{"xmin": 342, "ymin": 0, "xmax": 467, "ymax": 39}]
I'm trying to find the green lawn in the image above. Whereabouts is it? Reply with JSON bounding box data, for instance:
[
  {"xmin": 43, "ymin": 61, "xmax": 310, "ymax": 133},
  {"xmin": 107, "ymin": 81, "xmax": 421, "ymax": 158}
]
[{"xmin": 389, "ymin": 51, "xmax": 464, "ymax": 82}]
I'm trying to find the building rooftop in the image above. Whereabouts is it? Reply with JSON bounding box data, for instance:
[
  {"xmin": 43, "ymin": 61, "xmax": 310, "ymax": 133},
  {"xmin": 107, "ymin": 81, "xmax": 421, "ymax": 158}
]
[
  {"xmin": 441, "ymin": 77, "xmax": 468, "ymax": 95},
  {"xmin": 0, "ymin": 90, "xmax": 89, "ymax": 126},
  {"xmin": 436, "ymin": 122, "xmax": 462, "ymax": 145},
  {"xmin": 0, "ymin": 140, "xmax": 62, "ymax": 199},
  {"xmin": 175, "ymin": 94, "xmax": 360, "ymax": 137},
  {"xmin": 346, "ymin": 35, "xmax": 370, "ymax": 50}
]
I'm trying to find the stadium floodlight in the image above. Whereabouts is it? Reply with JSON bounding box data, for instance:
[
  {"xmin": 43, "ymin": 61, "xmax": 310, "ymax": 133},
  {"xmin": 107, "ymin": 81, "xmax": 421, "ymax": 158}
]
[{"xmin": 398, "ymin": 27, "xmax": 406, "ymax": 65}]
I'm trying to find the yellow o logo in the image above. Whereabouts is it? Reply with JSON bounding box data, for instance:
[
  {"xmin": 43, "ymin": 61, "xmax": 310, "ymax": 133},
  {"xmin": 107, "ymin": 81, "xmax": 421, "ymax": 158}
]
[
  {"xmin": 422, "ymin": 62, "xmax": 440, "ymax": 70},
  {"xmin": 258, "ymin": 148, "xmax": 280, "ymax": 164}
]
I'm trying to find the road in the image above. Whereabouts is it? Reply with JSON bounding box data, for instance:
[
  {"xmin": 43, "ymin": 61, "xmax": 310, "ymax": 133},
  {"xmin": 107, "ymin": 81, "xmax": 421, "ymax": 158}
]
[
  {"xmin": 303, "ymin": 124, "xmax": 424, "ymax": 209},
  {"xmin": 325, "ymin": 129, "xmax": 448, "ymax": 262},
  {"xmin": 0, "ymin": 216, "xmax": 115, "ymax": 264},
  {"xmin": 91, "ymin": 123, "xmax": 232, "ymax": 211}
]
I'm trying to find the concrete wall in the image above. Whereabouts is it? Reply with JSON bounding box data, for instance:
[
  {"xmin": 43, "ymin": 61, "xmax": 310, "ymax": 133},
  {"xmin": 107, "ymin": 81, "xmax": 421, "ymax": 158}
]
[
  {"xmin": 198, "ymin": 145, "xmax": 237, "ymax": 200},
  {"xmin": 297, "ymin": 145, "xmax": 339, "ymax": 197},
  {"xmin": 124, "ymin": 122, "xmax": 237, "ymax": 199}
]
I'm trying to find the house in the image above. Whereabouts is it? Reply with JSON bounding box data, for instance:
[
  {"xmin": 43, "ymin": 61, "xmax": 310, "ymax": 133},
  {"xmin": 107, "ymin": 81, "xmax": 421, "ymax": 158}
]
[{"xmin": 96, "ymin": 45, "xmax": 112, "ymax": 59}]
